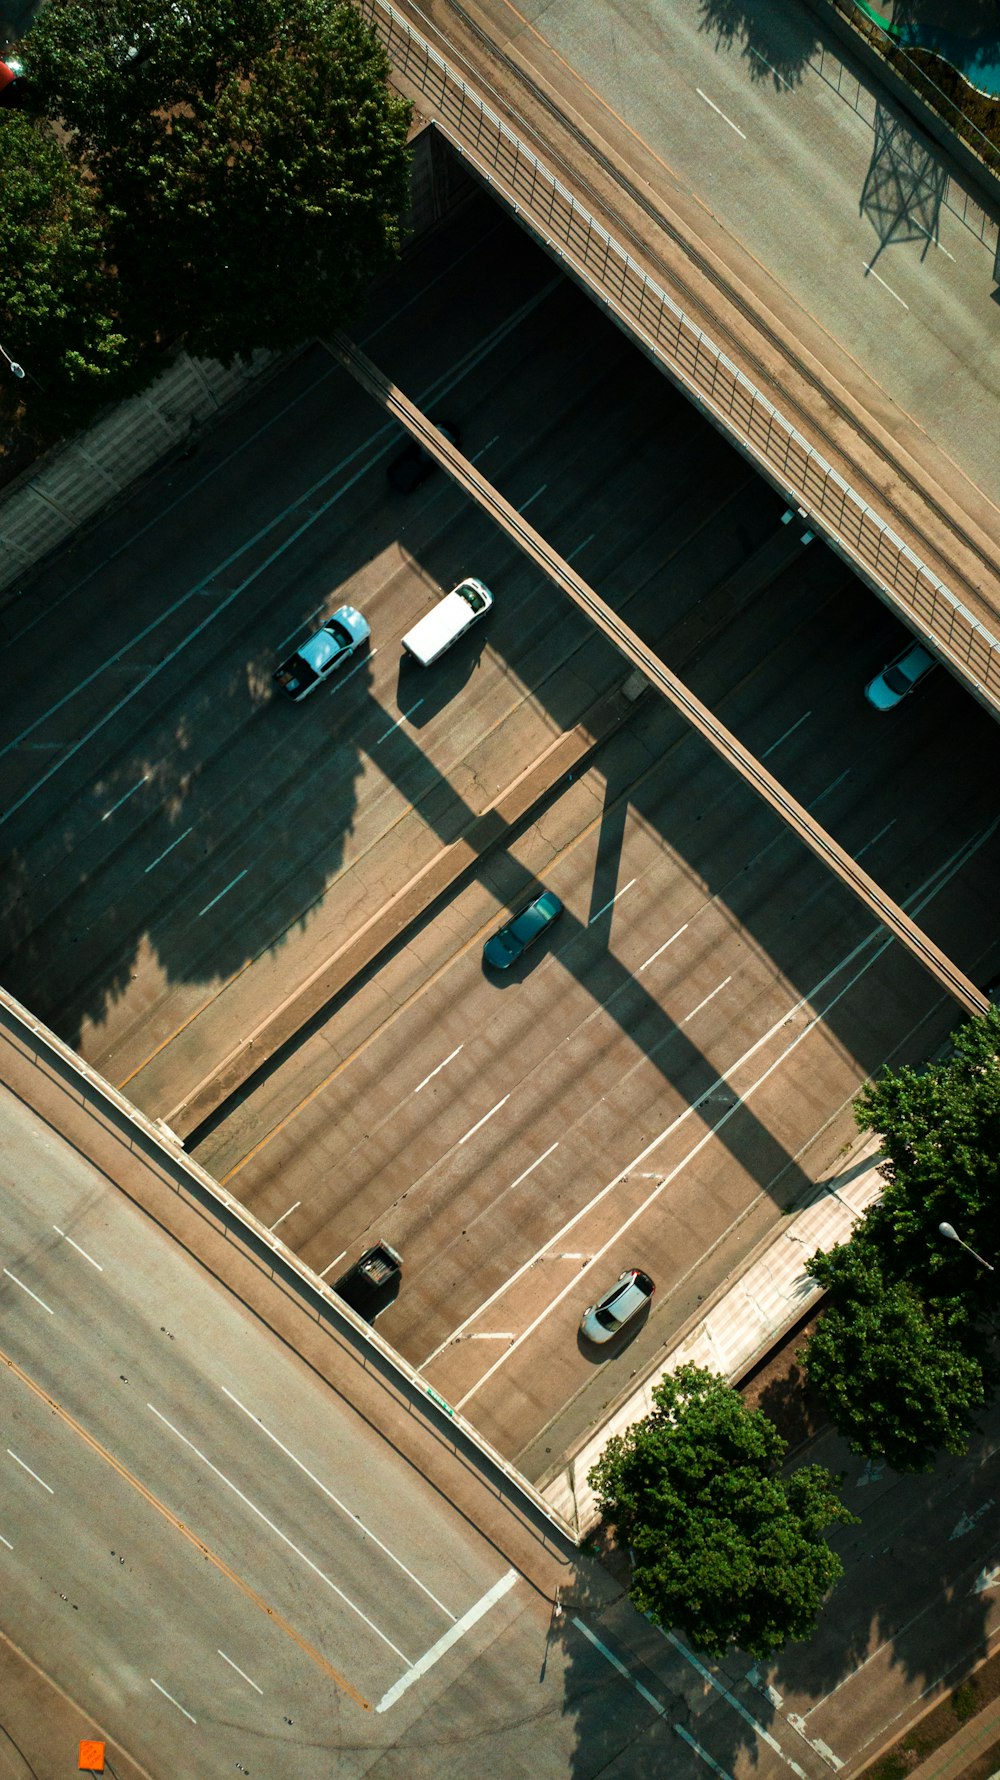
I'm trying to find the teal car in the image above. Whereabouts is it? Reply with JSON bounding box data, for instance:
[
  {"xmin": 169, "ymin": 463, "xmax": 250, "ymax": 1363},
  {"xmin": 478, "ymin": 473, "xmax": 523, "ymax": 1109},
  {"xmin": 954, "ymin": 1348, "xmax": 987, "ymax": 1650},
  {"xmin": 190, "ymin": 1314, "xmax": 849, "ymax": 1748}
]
[{"xmin": 483, "ymin": 890, "xmax": 563, "ymax": 970}]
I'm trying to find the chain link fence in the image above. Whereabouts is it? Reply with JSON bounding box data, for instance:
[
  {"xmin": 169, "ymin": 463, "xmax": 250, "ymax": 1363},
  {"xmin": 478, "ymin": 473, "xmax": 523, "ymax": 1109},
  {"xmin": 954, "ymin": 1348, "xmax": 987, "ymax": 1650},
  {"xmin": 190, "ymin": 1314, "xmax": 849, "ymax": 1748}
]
[{"xmin": 362, "ymin": 0, "xmax": 1000, "ymax": 705}]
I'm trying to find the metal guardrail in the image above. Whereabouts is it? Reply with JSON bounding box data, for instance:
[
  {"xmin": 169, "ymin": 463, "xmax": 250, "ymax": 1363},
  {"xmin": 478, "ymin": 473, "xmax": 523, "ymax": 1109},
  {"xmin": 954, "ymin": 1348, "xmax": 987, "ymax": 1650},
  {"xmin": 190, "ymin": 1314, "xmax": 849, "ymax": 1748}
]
[
  {"xmin": 361, "ymin": 0, "xmax": 1000, "ymax": 708},
  {"xmin": 1, "ymin": 987, "xmax": 577, "ymax": 1548}
]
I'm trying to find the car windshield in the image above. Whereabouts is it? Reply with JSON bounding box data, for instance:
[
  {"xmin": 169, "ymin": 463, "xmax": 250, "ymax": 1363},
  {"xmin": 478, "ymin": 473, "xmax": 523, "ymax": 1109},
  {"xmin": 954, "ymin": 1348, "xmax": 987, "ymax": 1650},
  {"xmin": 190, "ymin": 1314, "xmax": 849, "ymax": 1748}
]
[
  {"xmin": 882, "ymin": 663, "xmax": 914, "ymax": 695},
  {"xmin": 324, "ymin": 619, "xmax": 353, "ymax": 651},
  {"xmin": 460, "ymin": 585, "xmax": 487, "ymax": 614},
  {"xmin": 594, "ymin": 1304, "xmax": 621, "ymax": 1330}
]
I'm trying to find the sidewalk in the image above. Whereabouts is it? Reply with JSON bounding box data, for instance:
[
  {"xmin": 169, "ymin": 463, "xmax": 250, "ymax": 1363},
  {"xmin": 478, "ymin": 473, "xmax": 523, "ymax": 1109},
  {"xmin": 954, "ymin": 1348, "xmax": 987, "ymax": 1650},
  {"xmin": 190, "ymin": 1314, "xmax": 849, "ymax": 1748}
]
[
  {"xmin": 900, "ymin": 1693, "xmax": 1000, "ymax": 1780},
  {"xmin": 540, "ymin": 1138, "xmax": 885, "ymax": 1536}
]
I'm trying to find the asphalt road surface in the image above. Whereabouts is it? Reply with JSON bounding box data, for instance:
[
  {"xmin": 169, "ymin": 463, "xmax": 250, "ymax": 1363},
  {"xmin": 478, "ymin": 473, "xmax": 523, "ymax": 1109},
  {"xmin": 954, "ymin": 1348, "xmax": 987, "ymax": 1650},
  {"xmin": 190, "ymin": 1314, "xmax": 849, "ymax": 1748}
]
[{"xmin": 437, "ymin": 0, "xmax": 1000, "ymax": 512}]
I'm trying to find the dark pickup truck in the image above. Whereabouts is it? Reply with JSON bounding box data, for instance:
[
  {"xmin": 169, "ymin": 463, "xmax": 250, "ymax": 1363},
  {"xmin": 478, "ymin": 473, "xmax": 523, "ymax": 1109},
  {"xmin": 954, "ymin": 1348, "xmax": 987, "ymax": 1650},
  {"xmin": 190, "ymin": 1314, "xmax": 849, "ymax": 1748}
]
[{"xmin": 332, "ymin": 1243, "xmax": 402, "ymax": 1321}]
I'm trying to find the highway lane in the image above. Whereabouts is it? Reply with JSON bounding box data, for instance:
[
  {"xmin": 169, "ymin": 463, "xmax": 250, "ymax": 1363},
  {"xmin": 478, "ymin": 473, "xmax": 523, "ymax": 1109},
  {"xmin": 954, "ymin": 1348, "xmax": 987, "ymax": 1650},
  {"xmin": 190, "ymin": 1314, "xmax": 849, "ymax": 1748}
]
[
  {"xmin": 196, "ymin": 551, "xmax": 1000, "ymax": 1460},
  {"xmin": 0, "ymin": 204, "xmax": 775, "ymax": 1120},
  {"xmin": 0, "ymin": 1072, "xmax": 688, "ymax": 1779},
  {"xmin": 443, "ymin": 0, "xmax": 1000, "ymax": 511}
]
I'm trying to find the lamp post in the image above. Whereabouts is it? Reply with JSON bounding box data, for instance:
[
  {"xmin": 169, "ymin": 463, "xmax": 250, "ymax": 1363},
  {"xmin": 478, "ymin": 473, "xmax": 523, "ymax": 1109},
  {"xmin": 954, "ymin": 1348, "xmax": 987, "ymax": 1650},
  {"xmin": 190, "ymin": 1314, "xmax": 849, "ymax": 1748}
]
[
  {"xmin": 939, "ymin": 1221, "xmax": 995, "ymax": 1272},
  {"xmin": 0, "ymin": 342, "xmax": 25, "ymax": 380}
]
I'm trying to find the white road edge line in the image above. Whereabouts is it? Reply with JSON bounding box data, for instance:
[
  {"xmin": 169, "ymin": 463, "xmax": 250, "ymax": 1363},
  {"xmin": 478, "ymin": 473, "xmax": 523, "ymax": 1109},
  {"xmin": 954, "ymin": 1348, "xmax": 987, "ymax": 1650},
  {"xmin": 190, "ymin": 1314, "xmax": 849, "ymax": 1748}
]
[
  {"xmin": 319, "ymin": 1249, "xmax": 347, "ymax": 1279},
  {"xmin": 220, "ymin": 1386, "xmax": 457, "ymax": 1621},
  {"xmin": 458, "ymin": 1095, "xmax": 510, "ymax": 1145},
  {"xmin": 3, "ymin": 1269, "xmax": 54, "ymax": 1314},
  {"xmin": 150, "ymin": 1678, "xmax": 197, "ymax": 1723},
  {"xmin": 696, "ymin": 88, "xmax": 746, "ymax": 137},
  {"xmin": 0, "ymin": 1532, "xmax": 12, "ymax": 1550},
  {"xmin": 148, "ymin": 1403, "xmax": 412, "ymax": 1662},
  {"xmin": 588, "ymin": 878, "xmax": 636, "ymax": 926},
  {"xmin": 749, "ymin": 46, "xmax": 792, "ymax": 88},
  {"xmin": 668, "ymin": 1633, "xmax": 808, "ymax": 1779},
  {"xmin": 52, "ymin": 1227, "xmax": 103, "ymax": 1272},
  {"xmin": 675, "ymin": 1723, "xmax": 736, "ymax": 1779},
  {"xmin": 218, "ymin": 1649, "xmax": 264, "ymax": 1695},
  {"xmin": 268, "ymin": 1201, "xmax": 300, "ymax": 1232},
  {"xmin": 763, "ymin": 712, "xmax": 811, "ymax": 758},
  {"xmin": 7, "ymin": 1450, "xmax": 54, "ymax": 1494},
  {"xmin": 376, "ymin": 1569, "xmax": 518, "ymax": 1713},
  {"xmin": 571, "ymin": 1617, "xmax": 667, "ymax": 1716},
  {"xmin": 518, "ymin": 483, "xmax": 547, "ymax": 513},
  {"xmin": 414, "ymin": 1045, "xmax": 463, "ymax": 1094}
]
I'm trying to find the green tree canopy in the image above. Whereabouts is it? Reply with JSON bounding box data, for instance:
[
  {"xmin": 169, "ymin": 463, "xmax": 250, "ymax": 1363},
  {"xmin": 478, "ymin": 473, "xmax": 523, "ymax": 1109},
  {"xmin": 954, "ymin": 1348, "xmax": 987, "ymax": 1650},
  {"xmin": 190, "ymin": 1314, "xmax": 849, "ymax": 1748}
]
[
  {"xmin": 19, "ymin": 0, "xmax": 411, "ymax": 364},
  {"xmin": 804, "ymin": 1241, "xmax": 988, "ymax": 1472},
  {"xmin": 588, "ymin": 1364, "xmax": 855, "ymax": 1659},
  {"xmin": 0, "ymin": 110, "xmax": 138, "ymax": 425},
  {"xmin": 802, "ymin": 1007, "xmax": 1000, "ymax": 1471}
]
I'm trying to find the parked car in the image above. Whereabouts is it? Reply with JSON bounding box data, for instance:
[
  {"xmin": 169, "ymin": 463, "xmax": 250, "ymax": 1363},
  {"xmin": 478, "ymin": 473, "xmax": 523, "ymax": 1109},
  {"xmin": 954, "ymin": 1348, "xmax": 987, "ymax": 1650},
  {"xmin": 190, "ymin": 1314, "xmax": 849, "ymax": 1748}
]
[
  {"xmin": 333, "ymin": 1242, "xmax": 402, "ymax": 1320},
  {"xmin": 273, "ymin": 605, "xmax": 369, "ymax": 702},
  {"xmin": 864, "ymin": 639, "xmax": 936, "ymax": 710},
  {"xmin": 483, "ymin": 889, "xmax": 563, "ymax": 970},
  {"xmin": 388, "ymin": 422, "xmax": 460, "ymax": 494},
  {"xmin": 402, "ymin": 577, "xmax": 493, "ymax": 665},
  {"xmin": 580, "ymin": 1269, "xmax": 655, "ymax": 1345}
]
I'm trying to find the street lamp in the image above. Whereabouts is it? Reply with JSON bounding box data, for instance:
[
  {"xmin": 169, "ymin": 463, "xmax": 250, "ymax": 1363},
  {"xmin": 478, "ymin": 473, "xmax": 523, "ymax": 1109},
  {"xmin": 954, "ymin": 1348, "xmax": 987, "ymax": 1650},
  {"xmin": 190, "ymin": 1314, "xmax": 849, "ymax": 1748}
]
[
  {"xmin": 0, "ymin": 342, "xmax": 25, "ymax": 380},
  {"xmin": 939, "ymin": 1221, "xmax": 995, "ymax": 1271}
]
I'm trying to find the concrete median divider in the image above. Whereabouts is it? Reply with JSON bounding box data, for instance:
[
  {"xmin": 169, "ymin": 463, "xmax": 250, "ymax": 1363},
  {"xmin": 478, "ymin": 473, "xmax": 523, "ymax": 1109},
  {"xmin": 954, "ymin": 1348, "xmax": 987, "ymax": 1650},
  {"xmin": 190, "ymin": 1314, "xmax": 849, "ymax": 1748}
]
[{"xmin": 168, "ymin": 676, "xmax": 643, "ymax": 1143}]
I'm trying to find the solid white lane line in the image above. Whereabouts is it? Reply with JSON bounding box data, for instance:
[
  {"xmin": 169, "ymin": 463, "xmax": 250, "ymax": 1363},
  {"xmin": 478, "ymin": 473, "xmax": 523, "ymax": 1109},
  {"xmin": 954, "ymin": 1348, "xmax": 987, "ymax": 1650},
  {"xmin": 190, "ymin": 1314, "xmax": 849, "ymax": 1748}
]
[
  {"xmin": 376, "ymin": 1569, "xmax": 518, "ymax": 1713},
  {"xmin": 682, "ymin": 977, "xmax": 732, "ymax": 1024},
  {"xmin": 375, "ymin": 701, "xmax": 424, "ymax": 745},
  {"xmin": 762, "ymin": 712, "xmax": 811, "ymax": 758},
  {"xmin": 148, "ymin": 1403, "xmax": 411, "ymax": 1662},
  {"xmin": 572, "ymin": 1617, "xmax": 667, "ymax": 1716},
  {"xmin": 414, "ymin": 1045, "xmax": 463, "ymax": 1094},
  {"xmin": 218, "ymin": 1650, "xmax": 264, "ymax": 1695},
  {"xmin": 588, "ymin": 878, "xmax": 636, "ymax": 926},
  {"xmin": 471, "ymin": 434, "xmax": 501, "ymax": 461},
  {"xmin": 7, "ymin": 1451, "xmax": 53, "ymax": 1494},
  {"xmin": 196, "ymin": 869, "xmax": 248, "ymax": 920},
  {"xmin": 675, "ymin": 1723, "xmax": 736, "ymax": 1779},
  {"xmin": 697, "ymin": 88, "xmax": 746, "ymax": 136},
  {"xmin": 639, "ymin": 923, "xmax": 688, "ymax": 972},
  {"xmin": 567, "ymin": 532, "xmax": 595, "ymax": 562},
  {"xmin": 102, "ymin": 773, "xmax": 150, "ymax": 820},
  {"xmin": 452, "ymin": 916, "xmax": 910, "ymax": 1411},
  {"xmin": 220, "ymin": 1386, "xmax": 457, "ymax": 1620},
  {"xmin": 145, "ymin": 825, "xmax": 194, "ymax": 873},
  {"xmin": 52, "ymin": 1227, "xmax": 104, "ymax": 1271},
  {"xmin": 3, "ymin": 1269, "xmax": 54, "ymax": 1314},
  {"xmin": 917, "ymin": 224, "xmax": 955, "ymax": 260},
  {"xmin": 319, "ymin": 1249, "xmax": 348, "ymax": 1279},
  {"xmin": 268, "ymin": 1201, "xmax": 300, "ymax": 1232},
  {"xmin": 419, "ymin": 1143, "xmax": 561, "ymax": 1366},
  {"xmin": 0, "ymin": 1532, "xmax": 12, "ymax": 1550},
  {"xmin": 668, "ymin": 1633, "xmax": 808, "ymax": 1778},
  {"xmin": 458, "ymin": 1096, "xmax": 510, "ymax": 1145},
  {"xmin": 150, "ymin": 1678, "xmax": 197, "ymax": 1723},
  {"xmin": 466, "ymin": 1332, "xmax": 514, "ymax": 1341},
  {"xmin": 863, "ymin": 261, "xmax": 909, "ymax": 308}
]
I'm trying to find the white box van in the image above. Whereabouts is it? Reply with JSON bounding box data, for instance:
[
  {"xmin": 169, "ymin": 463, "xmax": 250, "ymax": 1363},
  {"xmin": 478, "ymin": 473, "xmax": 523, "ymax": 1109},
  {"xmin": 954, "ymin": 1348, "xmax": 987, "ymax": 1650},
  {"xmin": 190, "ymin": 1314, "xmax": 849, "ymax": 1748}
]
[{"xmin": 401, "ymin": 578, "xmax": 493, "ymax": 666}]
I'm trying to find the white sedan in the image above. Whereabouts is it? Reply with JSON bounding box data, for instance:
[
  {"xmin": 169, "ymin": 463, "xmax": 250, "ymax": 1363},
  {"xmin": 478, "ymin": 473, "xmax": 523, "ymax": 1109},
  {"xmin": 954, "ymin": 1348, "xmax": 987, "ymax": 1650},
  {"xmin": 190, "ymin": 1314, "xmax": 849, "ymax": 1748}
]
[
  {"xmin": 580, "ymin": 1269, "xmax": 655, "ymax": 1345},
  {"xmin": 273, "ymin": 605, "xmax": 370, "ymax": 702}
]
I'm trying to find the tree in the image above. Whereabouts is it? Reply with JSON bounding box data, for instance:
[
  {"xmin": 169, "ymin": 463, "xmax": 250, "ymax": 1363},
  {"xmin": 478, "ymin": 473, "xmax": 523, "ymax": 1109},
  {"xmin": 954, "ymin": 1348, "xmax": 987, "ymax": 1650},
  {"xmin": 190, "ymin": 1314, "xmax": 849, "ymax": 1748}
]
[
  {"xmin": 800, "ymin": 1007, "xmax": 1000, "ymax": 1471},
  {"xmin": 803, "ymin": 1241, "xmax": 987, "ymax": 1473},
  {"xmin": 0, "ymin": 110, "xmax": 140, "ymax": 425},
  {"xmin": 588, "ymin": 1364, "xmax": 855, "ymax": 1659},
  {"xmin": 20, "ymin": 0, "xmax": 412, "ymax": 364}
]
